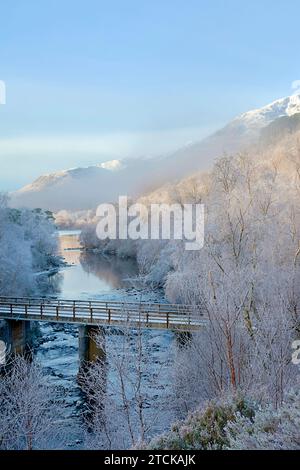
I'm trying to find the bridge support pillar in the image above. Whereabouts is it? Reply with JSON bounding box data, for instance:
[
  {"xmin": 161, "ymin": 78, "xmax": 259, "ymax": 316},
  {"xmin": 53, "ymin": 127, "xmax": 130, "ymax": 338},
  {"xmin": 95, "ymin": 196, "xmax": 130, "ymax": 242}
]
[
  {"xmin": 4, "ymin": 320, "xmax": 32, "ymax": 356},
  {"xmin": 78, "ymin": 325, "xmax": 106, "ymax": 366},
  {"xmin": 78, "ymin": 325, "xmax": 107, "ymax": 424}
]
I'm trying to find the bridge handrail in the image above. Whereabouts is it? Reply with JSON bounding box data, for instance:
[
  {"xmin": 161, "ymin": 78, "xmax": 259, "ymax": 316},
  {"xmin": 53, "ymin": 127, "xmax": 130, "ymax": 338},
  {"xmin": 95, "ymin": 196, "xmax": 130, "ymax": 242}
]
[
  {"xmin": 0, "ymin": 298, "xmax": 207, "ymax": 329},
  {"xmin": 0, "ymin": 296, "xmax": 204, "ymax": 312},
  {"xmin": 0, "ymin": 305, "xmax": 205, "ymax": 319}
]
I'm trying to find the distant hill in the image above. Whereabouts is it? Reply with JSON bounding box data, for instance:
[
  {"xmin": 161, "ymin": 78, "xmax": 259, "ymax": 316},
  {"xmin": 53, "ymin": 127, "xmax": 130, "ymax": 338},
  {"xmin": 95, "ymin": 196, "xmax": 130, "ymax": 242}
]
[
  {"xmin": 260, "ymin": 113, "xmax": 300, "ymax": 145},
  {"xmin": 10, "ymin": 93, "xmax": 300, "ymax": 211}
]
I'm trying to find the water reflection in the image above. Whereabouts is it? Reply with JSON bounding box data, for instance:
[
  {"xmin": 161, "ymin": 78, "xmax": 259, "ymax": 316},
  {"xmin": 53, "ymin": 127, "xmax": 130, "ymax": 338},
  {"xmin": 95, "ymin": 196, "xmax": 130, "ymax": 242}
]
[
  {"xmin": 80, "ymin": 252, "xmax": 138, "ymax": 289},
  {"xmin": 57, "ymin": 232, "xmax": 138, "ymax": 300}
]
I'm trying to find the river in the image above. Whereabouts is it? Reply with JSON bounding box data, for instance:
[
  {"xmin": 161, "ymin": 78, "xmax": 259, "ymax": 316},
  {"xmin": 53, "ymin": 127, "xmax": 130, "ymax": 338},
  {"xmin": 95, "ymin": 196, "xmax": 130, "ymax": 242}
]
[{"xmin": 35, "ymin": 230, "xmax": 175, "ymax": 448}]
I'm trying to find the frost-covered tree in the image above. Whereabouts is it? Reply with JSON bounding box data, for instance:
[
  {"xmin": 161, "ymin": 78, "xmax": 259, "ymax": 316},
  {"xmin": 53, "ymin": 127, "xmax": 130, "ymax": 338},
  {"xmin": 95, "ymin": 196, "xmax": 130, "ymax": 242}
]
[
  {"xmin": 80, "ymin": 324, "xmax": 172, "ymax": 449},
  {"xmin": 0, "ymin": 356, "xmax": 66, "ymax": 450},
  {"xmin": 142, "ymin": 386, "xmax": 300, "ymax": 450},
  {"xmin": 167, "ymin": 152, "xmax": 300, "ymax": 411},
  {"xmin": 0, "ymin": 194, "xmax": 59, "ymax": 295},
  {"xmin": 226, "ymin": 387, "xmax": 300, "ymax": 450}
]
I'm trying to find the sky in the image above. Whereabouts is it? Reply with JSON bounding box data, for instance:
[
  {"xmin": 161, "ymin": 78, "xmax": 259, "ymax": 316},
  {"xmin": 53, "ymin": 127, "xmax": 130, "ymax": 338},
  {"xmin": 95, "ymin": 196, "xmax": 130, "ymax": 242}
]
[{"xmin": 1, "ymin": 0, "xmax": 300, "ymax": 190}]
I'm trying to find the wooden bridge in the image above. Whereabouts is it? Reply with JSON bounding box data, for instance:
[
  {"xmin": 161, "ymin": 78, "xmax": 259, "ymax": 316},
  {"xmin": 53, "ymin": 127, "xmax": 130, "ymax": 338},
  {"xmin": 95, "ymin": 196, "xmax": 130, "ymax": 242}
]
[{"xmin": 0, "ymin": 296, "xmax": 206, "ymax": 331}]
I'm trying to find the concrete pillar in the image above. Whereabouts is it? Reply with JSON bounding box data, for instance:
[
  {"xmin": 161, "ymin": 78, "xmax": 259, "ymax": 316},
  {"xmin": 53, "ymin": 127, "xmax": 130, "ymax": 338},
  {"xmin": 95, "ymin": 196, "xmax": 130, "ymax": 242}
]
[
  {"xmin": 78, "ymin": 325, "xmax": 106, "ymax": 366},
  {"xmin": 78, "ymin": 325, "xmax": 107, "ymax": 419},
  {"xmin": 4, "ymin": 320, "xmax": 32, "ymax": 355}
]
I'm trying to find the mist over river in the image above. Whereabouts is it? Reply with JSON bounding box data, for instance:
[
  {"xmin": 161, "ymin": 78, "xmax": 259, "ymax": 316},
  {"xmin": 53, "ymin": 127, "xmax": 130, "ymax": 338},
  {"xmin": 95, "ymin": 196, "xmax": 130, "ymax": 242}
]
[{"xmin": 34, "ymin": 231, "xmax": 176, "ymax": 448}]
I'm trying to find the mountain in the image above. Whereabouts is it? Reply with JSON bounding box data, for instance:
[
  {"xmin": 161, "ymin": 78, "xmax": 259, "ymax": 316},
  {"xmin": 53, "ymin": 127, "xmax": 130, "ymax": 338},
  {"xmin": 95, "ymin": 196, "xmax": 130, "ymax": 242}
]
[
  {"xmin": 10, "ymin": 93, "xmax": 300, "ymax": 211},
  {"xmin": 260, "ymin": 112, "xmax": 300, "ymax": 145},
  {"xmin": 11, "ymin": 158, "xmax": 183, "ymax": 211},
  {"xmin": 231, "ymin": 93, "xmax": 300, "ymax": 132}
]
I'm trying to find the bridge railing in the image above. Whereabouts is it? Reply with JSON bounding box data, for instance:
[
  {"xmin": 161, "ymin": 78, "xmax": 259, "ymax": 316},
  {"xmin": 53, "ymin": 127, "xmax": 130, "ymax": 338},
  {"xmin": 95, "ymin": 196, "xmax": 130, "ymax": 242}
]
[
  {"xmin": 0, "ymin": 296, "xmax": 202, "ymax": 313},
  {"xmin": 0, "ymin": 297, "xmax": 206, "ymax": 329}
]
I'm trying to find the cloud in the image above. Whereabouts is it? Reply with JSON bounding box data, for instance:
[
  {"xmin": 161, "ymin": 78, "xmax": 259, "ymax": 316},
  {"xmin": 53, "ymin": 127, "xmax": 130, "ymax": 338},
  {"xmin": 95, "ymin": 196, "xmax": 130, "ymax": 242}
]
[
  {"xmin": 291, "ymin": 80, "xmax": 300, "ymax": 94},
  {"xmin": 0, "ymin": 127, "xmax": 215, "ymax": 159}
]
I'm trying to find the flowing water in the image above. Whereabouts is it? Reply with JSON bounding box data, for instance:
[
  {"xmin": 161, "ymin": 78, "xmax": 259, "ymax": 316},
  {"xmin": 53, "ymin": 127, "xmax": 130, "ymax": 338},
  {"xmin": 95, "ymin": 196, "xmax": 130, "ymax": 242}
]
[{"xmin": 35, "ymin": 231, "xmax": 175, "ymax": 448}]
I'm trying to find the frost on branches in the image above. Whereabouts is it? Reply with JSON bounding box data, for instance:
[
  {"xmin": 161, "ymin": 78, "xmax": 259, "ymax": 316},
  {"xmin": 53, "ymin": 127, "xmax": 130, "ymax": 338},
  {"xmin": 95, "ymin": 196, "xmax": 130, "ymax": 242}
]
[
  {"xmin": 0, "ymin": 356, "xmax": 67, "ymax": 450},
  {"xmin": 0, "ymin": 193, "xmax": 59, "ymax": 296}
]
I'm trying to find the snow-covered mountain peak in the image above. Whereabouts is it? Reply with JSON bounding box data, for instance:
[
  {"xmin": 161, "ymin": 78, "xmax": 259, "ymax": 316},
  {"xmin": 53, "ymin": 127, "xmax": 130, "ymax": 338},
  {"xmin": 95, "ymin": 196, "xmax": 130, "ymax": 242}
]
[
  {"xmin": 18, "ymin": 171, "xmax": 69, "ymax": 193},
  {"xmin": 97, "ymin": 159, "xmax": 124, "ymax": 171},
  {"xmin": 232, "ymin": 93, "xmax": 300, "ymax": 131},
  {"xmin": 18, "ymin": 160, "xmax": 125, "ymax": 194}
]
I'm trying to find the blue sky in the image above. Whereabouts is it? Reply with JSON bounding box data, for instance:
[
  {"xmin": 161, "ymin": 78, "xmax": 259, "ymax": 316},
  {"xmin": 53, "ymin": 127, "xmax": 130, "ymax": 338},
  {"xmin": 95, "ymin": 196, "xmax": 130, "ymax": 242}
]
[{"xmin": 0, "ymin": 0, "xmax": 300, "ymax": 190}]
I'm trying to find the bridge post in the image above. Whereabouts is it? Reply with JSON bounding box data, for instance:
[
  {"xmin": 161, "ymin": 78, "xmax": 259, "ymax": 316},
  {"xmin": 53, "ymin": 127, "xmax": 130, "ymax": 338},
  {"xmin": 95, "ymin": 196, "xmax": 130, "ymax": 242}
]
[
  {"xmin": 78, "ymin": 325, "xmax": 106, "ymax": 366},
  {"xmin": 1, "ymin": 319, "xmax": 32, "ymax": 357},
  {"xmin": 78, "ymin": 325, "xmax": 107, "ymax": 426}
]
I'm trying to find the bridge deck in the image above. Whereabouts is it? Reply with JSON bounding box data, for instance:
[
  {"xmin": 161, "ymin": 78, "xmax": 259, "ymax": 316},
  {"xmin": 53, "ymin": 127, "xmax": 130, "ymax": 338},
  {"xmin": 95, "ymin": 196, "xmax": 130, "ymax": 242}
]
[{"xmin": 0, "ymin": 297, "xmax": 206, "ymax": 331}]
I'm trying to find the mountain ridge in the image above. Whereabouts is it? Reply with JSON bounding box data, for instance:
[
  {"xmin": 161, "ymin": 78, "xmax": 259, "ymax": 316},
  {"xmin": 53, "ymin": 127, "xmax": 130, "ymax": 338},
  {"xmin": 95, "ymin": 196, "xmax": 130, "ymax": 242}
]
[{"xmin": 11, "ymin": 93, "xmax": 300, "ymax": 211}]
